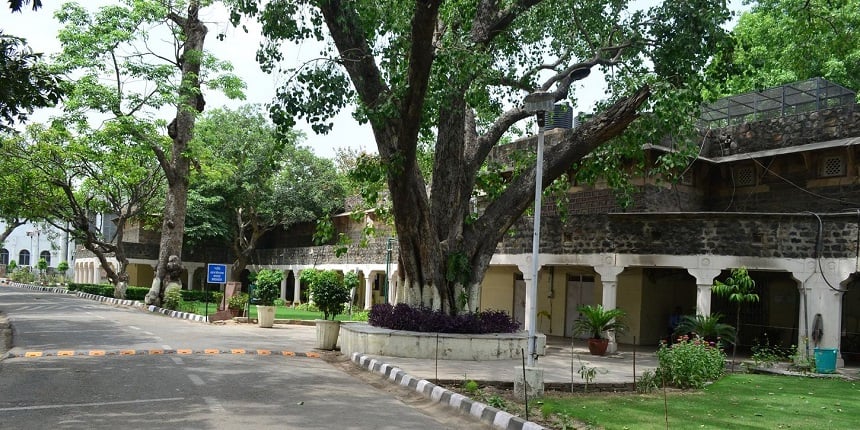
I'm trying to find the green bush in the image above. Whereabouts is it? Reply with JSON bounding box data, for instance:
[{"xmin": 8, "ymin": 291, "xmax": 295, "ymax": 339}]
[
  {"xmin": 656, "ymin": 335, "xmax": 726, "ymax": 389},
  {"xmin": 228, "ymin": 293, "xmax": 249, "ymax": 310},
  {"xmin": 252, "ymin": 269, "xmax": 283, "ymax": 306},
  {"xmin": 295, "ymin": 302, "xmax": 319, "ymax": 312},
  {"xmin": 10, "ymin": 266, "xmax": 36, "ymax": 283},
  {"xmin": 163, "ymin": 287, "xmax": 183, "ymax": 311},
  {"xmin": 68, "ymin": 283, "xmax": 114, "ymax": 297},
  {"xmin": 307, "ymin": 269, "xmax": 350, "ymax": 320}
]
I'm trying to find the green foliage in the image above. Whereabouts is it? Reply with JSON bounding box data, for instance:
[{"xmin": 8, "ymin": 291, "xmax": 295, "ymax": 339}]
[
  {"xmin": 656, "ymin": 335, "xmax": 726, "ymax": 389},
  {"xmin": 636, "ymin": 369, "xmax": 659, "ymax": 394},
  {"xmin": 9, "ymin": 266, "xmax": 35, "ymax": 283},
  {"xmin": 162, "ymin": 286, "xmax": 183, "ymax": 311},
  {"xmin": 0, "ymin": 31, "xmax": 64, "ymax": 133},
  {"xmin": 57, "ymin": 261, "xmax": 69, "ymax": 275},
  {"xmin": 674, "ymin": 313, "xmax": 736, "ymax": 345},
  {"xmin": 462, "ymin": 380, "xmax": 479, "ymax": 394},
  {"xmin": 252, "ymin": 269, "xmax": 283, "ymax": 306},
  {"xmin": 713, "ymin": 267, "xmax": 758, "ymax": 305},
  {"xmin": 713, "ymin": 267, "xmax": 759, "ymax": 357},
  {"xmin": 6, "ymin": 260, "xmax": 17, "ymax": 272},
  {"xmin": 306, "ymin": 269, "xmax": 350, "ymax": 320},
  {"xmin": 347, "ymin": 310, "xmax": 369, "ymax": 321},
  {"xmin": 572, "ymin": 305, "xmax": 627, "ymax": 340},
  {"xmin": 485, "ymin": 395, "xmax": 506, "ymax": 409},
  {"xmin": 228, "ymin": 293, "xmax": 249, "ymax": 311},
  {"xmin": 294, "ymin": 302, "xmax": 319, "ymax": 312},
  {"xmin": 749, "ymin": 337, "xmax": 794, "ymax": 368},
  {"xmin": 705, "ymin": 0, "xmax": 860, "ymax": 101},
  {"xmin": 343, "ymin": 271, "xmax": 359, "ymax": 291},
  {"xmin": 36, "ymin": 258, "xmax": 47, "ymax": 272}
]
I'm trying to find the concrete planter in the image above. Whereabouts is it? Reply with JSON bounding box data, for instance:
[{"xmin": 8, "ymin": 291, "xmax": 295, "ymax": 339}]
[
  {"xmin": 339, "ymin": 323, "xmax": 546, "ymax": 360},
  {"xmin": 256, "ymin": 305, "xmax": 275, "ymax": 328},
  {"xmin": 316, "ymin": 319, "xmax": 341, "ymax": 350}
]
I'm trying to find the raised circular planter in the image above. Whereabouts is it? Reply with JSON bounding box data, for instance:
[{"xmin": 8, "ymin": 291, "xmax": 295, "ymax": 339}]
[{"xmin": 339, "ymin": 323, "xmax": 545, "ymax": 361}]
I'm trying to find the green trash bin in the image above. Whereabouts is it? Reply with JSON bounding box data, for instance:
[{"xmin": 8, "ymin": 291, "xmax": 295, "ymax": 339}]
[{"xmin": 814, "ymin": 348, "xmax": 838, "ymax": 373}]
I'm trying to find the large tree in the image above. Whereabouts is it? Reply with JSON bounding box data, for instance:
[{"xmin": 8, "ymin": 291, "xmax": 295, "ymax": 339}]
[
  {"xmin": 51, "ymin": 0, "xmax": 244, "ymax": 305},
  {"xmin": 187, "ymin": 106, "xmax": 345, "ymax": 281},
  {"xmin": 706, "ymin": 0, "xmax": 860, "ymax": 98},
  {"xmin": 231, "ymin": 0, "xmax": 730, "ymax": 314},
  {"xmin": 2, "ymin": 122, "xmax": 165, "ymax": 298}
]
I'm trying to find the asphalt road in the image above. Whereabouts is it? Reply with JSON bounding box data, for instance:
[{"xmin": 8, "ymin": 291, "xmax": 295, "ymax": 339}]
[{"xmin": 0, "ymin": 288, "xmax": 489, "ymax": 429}]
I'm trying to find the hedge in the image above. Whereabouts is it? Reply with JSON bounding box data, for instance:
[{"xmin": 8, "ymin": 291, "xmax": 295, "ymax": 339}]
[{"xmin": 66, "ymin": 282, "xmax": 220, "ymax": 302}]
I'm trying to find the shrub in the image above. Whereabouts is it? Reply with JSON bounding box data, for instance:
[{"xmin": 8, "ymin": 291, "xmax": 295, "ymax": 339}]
[
  {"xmin": 295, "ymin": 302, "xmax": 319, "ymax": 312},
  {"xmin": 307, "ymin": 269, "xmax": 350, "ymax": 320},
  {"xmin": 252, "ymin": 269, "xmax": 283, "ymax": 306},
  {"xmin": 125, "ymin": 286, "xmax": 149, "ymax": 300},
  {"xmin": 368, "ymin": 303, "xmax": 520, "ymax": 334},
  {"xmin": 656, "ymin": 335, "xmax": 726, "ymax": 389},
  {"xmin": 228, "ymin": 293, "xmax": 249, "ymax": 310},
  {"xmin": 163, "ymin": 287, "xmax": 184, "ymax": 311}
]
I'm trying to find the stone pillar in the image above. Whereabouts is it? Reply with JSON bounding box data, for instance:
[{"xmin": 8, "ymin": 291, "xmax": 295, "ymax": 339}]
[
  {"xmin": 688, "ymin": 268, "xmax": 721, "ymax": 316},
  {"xmin": 92, "ymin": 263, "xmax": 100, "ymax": 284},
  {"xmin": 364, "ymin": 271, "xmax": 374, "ymax": 310},
  {"xmin": 186, "ymin": 269, "xmax": 194, "ymax": 291},
  {"xmin": 293, "ymin": 271, "xmax": 302, "ymax": 304},
  {"xmin": 280, "ymin": 271, "xmax": 288, "ymax": 300},
  {"xmin": 793, "ymin": 260, "xmax": 852, "ymax": 368},
  {"xmin": 594, "ymin": 265, "xmax": 624, "ymax": 353}
]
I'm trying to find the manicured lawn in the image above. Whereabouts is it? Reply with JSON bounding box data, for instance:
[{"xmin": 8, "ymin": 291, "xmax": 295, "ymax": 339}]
[
  {"xmin": 540, "ymin": 373, "xmax": 859, "ymax": 429},
  {"xmin": 184, "ymin": 301, "xmax": 367, "ymax": 321}
]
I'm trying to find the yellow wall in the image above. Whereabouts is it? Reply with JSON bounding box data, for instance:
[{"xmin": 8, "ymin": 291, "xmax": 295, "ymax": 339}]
[
  {"xmin": 615, "ymin": 268, "xmax": 642, "ymax": 344},
  {"xmin": 128, "ymin": 263, "xmax": 155, "ymax": 289},
  {"xmin": 480, "ymin": 266, "xmax": 516, "ymax": 313}
]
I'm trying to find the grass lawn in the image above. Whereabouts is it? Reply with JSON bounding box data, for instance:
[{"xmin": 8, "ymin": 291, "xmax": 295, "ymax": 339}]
[
  {"xmin": 540, "ymin": 373, "xmax": 859, "ymax": 429},
  {"xmin": 184, "ymin": 301, "xmax": 366, "ymax": 322}
]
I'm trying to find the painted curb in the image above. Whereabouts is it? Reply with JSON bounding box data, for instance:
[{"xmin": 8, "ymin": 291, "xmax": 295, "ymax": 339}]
[
  {"xmin": 350, "ymin": 352, "xmax": 546, "ymax": 430},
  {"xmin": 4, "ymin": 282, "xmax": 210, "ymax": 324}
]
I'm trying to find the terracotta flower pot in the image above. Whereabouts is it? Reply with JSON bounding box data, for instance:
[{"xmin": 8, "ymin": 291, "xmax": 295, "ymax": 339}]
[{"xmin": 587, "ymin": 338, "xmax": 609, "ymax": 356}]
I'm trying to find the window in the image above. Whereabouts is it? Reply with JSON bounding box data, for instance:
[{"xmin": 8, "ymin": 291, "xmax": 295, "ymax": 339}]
[
  {"xmin": 40, "ymin": 251, "xmax": 51, "ymax": 266},
  {"xmin": 820, "ymin": 155, "xmax": 845, "ymax": 178},
  {"xmin": 0, "ymin": 249, "xmax": 8, "ymax": 265},
  {"xmin": 19, "ymin": 250, "xmax": 30, "ymax": 266},
  {"xmin": 735, "ymin": 165, "xmax": 756, "ymax": 187}
]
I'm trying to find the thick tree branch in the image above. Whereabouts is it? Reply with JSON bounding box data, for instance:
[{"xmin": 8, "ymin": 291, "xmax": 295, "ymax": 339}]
[{"xmin": 465, "ymin": 85, "xmax": 651, "ymax": 253}]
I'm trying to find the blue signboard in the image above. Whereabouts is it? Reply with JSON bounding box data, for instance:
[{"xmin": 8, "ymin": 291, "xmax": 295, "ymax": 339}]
[{"xmin": 207, "ymin": 264, "xmax": 227, "ymax": 284}]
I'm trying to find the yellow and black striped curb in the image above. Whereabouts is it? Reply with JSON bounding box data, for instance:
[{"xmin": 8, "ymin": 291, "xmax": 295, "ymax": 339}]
[
  {"xmin": 350, "ymin": 352, "xmax": 546, "ymax": 430},
  {"xmin": 9, "ymin": 349, "xmax": 322, "ymax": 359}
]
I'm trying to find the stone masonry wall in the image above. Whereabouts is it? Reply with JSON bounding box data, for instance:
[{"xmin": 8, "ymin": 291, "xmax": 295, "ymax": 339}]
[
  {"xmin": 703, "ymin": 104, "xmax": 860, "ymax": 158},
  {"xmin": 498, "ymin": 212, "xmax": 860, "ymax": 259}
]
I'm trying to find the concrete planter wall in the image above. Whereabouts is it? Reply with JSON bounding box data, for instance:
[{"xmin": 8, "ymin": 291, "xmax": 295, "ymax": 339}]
[{"xmin": 339, "ymin": 323, "xmax": 546, "ymax": 361}]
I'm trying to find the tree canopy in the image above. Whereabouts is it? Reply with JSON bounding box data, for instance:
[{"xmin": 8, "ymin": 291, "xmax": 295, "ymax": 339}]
[
  {"xmin": 706, "ymin": 0, "xmax": 860, "ymax": 98},
  {"xmin": 187, "ymin": 105, "xmax": 344, "ymax": 280},
  {"xmin": 230, "ymin": 0, "xmax": 731, "ymax": 313},
  {"xmin": 0, "ymin": 32, "xmax": 63, "ymax": 133}
]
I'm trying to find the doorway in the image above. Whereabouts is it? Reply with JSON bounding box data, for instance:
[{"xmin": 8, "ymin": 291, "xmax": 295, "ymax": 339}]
[{"xmin": 565, "ymin": 275, "xmax": 595, "ymax": 338}]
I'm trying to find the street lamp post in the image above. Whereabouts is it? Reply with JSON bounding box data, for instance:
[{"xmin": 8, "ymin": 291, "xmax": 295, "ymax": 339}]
[{"xmin": 523, "ymin": 91, "xmax": 555, "ymax": 367}]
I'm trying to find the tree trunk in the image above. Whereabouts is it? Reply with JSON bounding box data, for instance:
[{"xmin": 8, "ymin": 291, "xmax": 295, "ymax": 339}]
[{"xmin": 145, "ymin": 1, "xmax": 206, "ymax": 306}]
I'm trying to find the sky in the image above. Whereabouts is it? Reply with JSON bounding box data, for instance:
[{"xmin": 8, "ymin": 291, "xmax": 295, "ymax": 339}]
[{"xmin": 2, "ymin": 1, "xmax": 748, "ymax": 160}]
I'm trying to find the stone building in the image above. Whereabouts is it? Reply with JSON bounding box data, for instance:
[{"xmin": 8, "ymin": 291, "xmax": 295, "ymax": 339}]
[{"xmin": 74, "ymin": 77, "xmax": 860, "ymax": 367}]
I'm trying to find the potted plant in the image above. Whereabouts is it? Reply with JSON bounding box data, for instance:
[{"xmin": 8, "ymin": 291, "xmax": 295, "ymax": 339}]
[
  {"xmin": 572, "ymin": 304, "xmax": 628, "ymax": 356},
  {"xmin": 252, "ymin": 269, "xmax": 283, "ymax": 328},
  {"xmin": 227, "ymin": 293, "xmax": 249, "ymax": 318},
  {"xmin": 307, "ymin": 269, "xmax": 351, "ymax": 350}
]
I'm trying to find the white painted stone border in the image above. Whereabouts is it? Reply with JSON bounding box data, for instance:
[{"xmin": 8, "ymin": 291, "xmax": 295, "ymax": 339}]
[
  {"xmin": 350, "ymin": 352, "xmax": 546, "ymax": 430},
  {"xmin": 3, "ymin": 282, "xmax": 208, "ymax": 323}
]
